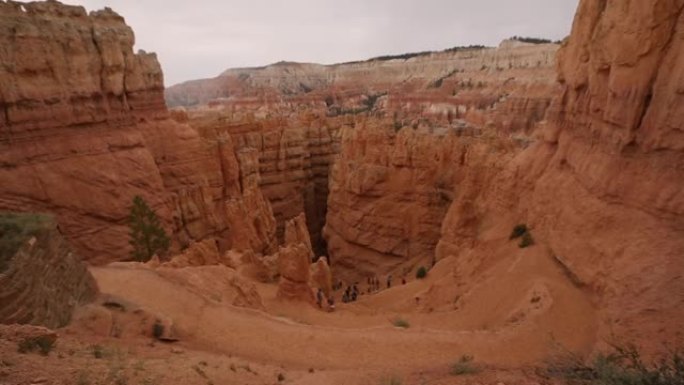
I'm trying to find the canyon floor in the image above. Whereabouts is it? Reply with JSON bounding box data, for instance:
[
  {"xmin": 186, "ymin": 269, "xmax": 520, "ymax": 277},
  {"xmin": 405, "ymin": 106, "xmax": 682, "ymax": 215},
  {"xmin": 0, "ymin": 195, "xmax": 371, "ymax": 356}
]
[{"xmin": 2, "ymin": 237, "xmax": 595, "ymax": 385}]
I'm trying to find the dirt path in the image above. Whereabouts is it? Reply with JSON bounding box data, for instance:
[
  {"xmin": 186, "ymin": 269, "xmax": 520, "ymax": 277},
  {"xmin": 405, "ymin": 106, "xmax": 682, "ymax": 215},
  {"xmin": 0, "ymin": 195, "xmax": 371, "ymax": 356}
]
[{"xmin": 90, "ymin": 245, "xmax": 597, "ymax": 372}]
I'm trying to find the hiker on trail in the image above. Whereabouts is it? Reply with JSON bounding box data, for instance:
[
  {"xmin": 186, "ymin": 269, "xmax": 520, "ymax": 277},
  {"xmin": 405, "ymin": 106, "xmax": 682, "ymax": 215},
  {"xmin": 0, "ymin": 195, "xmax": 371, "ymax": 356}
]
[
  {"xmin": 327, "ymin": 296, "xmax": 335, "ymax": 312},
  {"xmin": 387, "ymin": 274, "xmax": 392, "ymax": 289},
  {"xmin": 316, "ymin": 288, "xmax": 324, "ymax": 308},
  {"xmin": 351, "ymin": 284, "xmax": 358, "ymax": 301}
]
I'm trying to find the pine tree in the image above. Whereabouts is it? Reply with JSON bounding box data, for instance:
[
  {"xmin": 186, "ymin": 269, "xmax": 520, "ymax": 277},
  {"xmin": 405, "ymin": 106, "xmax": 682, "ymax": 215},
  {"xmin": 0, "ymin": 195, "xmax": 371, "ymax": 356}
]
[{"xmin": 128, "ymin": 196, "xmax": 170, "ymax": 262}]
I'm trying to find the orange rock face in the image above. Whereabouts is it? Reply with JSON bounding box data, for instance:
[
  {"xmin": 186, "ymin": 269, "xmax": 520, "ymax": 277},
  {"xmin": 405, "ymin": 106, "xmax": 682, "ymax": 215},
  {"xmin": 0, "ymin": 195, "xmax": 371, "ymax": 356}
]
[
  {"xmin": 310, "ymin": 257, "xmax": 333, "ymax": 298},
  {"xmin": 166, "ymin": 41, "xmax": 559, "ymax": 113},
  {"xmin": 433, "ymin": 0, "xmax": 684, "ymax": 348},
  {"xmin": 185, "ymin": 109, "xmax": 343, "ymax": 256},
  {"xmin": 284, "ymin": 213, "xmax": 314, "ymax": 259},
  {"xmin": 529, "ymin": 0, "xmax": 684, "ymax": 346},
  {"xmin": 276, "ymin": 244, "xmax": 315, "ymax": 303},
  {"xmin": 178, "ymin": 41, "xmax": 560, "ymax": 267},
  {"xmin": 159, "ymin": 239, "xmax": 224, "ymax": 268},
  {"xmin": 0, "ymin": 1, "xmax": 277, "ymax": 263},
  {"xmin": 276, "ymin": 214, "xmax": 317, "ymax": 303}
]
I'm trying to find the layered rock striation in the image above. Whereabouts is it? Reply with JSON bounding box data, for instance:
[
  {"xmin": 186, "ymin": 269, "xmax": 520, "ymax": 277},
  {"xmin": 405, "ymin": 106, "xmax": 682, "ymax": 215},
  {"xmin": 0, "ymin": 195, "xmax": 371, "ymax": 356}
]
[
  {"xmin": 177, "ymin": 40, "xmax": 560, "ymax": 258},
  {"xmin": 323, "ymin": 120, "xmax": 517, "ymax": 280},
  {"xmin": 434, "ymin": 0, "xmax": 684, "ymax": 347},
  {"xmin": 166, "ymin": 41, "xmax": 559, "ymax": 109},
  {"xmin": 0, "ymin": 1, "xmax": 277, "ymax": 263},
  {"xmin": 184, "ymin": 109, "xmax": 345, "ymax": 255}
]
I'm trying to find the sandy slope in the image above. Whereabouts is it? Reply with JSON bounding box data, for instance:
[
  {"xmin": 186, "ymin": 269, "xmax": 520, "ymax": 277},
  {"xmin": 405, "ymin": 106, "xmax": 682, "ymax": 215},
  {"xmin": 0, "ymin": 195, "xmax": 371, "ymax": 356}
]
[{"xmin": 89, "ymin": 241, "xmax": 597, "ymax": 374}]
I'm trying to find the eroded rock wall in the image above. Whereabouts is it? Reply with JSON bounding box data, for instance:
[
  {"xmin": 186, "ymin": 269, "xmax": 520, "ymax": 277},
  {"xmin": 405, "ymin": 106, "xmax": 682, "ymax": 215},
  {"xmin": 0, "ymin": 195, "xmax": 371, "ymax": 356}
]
[
  {"xmin": 166, "ymin": 40, "xmax": 559, "ymax": 109},
  {"xmin": 178, "ymin": 41, "xmax": 559, "ymax": 261},
  {"xmin": 318, "ymin": 43, "xmax": 560, "ymax": 280},
  {"xmin": 0, "ymin": 1, "xmax": 277, "ymax": 263},
  {"xmin": 323, "ymin": 121, "xmax": 518, "ymax": 280},
  {"xmin": 435, "ymin": 0, "xmax": 684, "ymax": 347},
  {"xmin": 185, "ymin": 110, "xmax": 345, "ymax": 255},
  {"xmin": 530, "ymin": 0, "xmax": 684, "ymax": 345},
  {"xmin": 318, "ymin": 0, "xmax": 684, "ymax": 347}
]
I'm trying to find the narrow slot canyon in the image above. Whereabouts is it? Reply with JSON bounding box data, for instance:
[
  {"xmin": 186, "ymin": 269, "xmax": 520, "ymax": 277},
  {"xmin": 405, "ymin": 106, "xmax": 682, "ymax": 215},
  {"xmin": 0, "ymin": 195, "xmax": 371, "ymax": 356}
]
[{"xmin": 169, "ymin": 37, "xmax": 562, "ymax": 287}]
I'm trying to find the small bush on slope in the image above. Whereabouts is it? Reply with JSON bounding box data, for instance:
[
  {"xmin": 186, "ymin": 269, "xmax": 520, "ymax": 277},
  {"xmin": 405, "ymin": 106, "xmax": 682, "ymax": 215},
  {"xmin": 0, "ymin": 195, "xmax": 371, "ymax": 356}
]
[
  {"xmin": 0, "ymin": 212, "xmax": 51, "ymax": 272},
  {"xmin": 509, "ymin": 224, "xmax": 528, "ymax": 239},
  {"xmin": 392, "ymin": 318, "xmax": 410, "ymax": 328},
  {"xmin": 546, "ymin": 343, "xmax": 684, "ymax": 385},
  {"xmin": 17, "ymin": 335, "xmax": 55, "ymax": 355},
  {"xmin": 451, "ymin": 355, "xmax": 480, "ymax": 375},
  {"xmin": 519, "ymin": 231, "xmax": 534, "ymax": 248}
]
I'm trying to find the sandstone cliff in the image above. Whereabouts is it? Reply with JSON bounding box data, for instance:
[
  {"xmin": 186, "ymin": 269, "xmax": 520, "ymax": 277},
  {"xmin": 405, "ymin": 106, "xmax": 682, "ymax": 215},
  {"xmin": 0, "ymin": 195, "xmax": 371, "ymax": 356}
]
[
  {"xmin": 183, "ymin": 109, "xmax": 345, "ymax": 255},
  {"xmin": 324, "ymin": 122, "xmax": 516, "ymax": 280},
  {"xmin": 166, "ymin": 41, "xmax": 558, "ymax": 109},
  {"xmin": 276, "ymin": 214, "xmax": 317, "ymax": 303},
  {"xmin": 318, "ymin": 0, "xmax": 684, "ymax": 348},
  {"xmin": 531, "ymin": 0, "xmax": 684, "ymax": 346},
  {"xmin": 0, "ymin": 1, "xmax": 277, "ymax": 262},
  {"xmin": 178, "ymin": 40, "xmax": 559, "ymax": 259},
  {"xmin": 433, "ymin": 0, "xmax": 684, "ymax": 348}
]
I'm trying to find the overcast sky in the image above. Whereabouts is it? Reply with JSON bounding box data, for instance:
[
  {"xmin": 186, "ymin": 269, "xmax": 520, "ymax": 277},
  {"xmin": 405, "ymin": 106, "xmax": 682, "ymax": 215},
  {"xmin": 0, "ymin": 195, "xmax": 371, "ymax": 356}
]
[{"xmin": 57, "ymin": 0, "xmax": 580, "ymax": 86}]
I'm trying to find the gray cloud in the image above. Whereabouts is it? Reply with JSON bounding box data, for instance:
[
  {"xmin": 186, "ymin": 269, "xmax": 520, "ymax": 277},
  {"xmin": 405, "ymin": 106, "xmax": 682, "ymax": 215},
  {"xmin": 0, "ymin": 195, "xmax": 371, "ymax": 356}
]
[{"xmin": 55, "ymin": 0, "xmax": 579, "ymax": 86}]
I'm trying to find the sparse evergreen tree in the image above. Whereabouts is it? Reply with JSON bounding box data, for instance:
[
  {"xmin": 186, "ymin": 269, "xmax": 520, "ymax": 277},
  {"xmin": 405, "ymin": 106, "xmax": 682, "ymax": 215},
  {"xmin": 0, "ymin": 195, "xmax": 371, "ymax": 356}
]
[{"xmin": 128, "ymin": 196, "xmax": 169, "ymax": 262}]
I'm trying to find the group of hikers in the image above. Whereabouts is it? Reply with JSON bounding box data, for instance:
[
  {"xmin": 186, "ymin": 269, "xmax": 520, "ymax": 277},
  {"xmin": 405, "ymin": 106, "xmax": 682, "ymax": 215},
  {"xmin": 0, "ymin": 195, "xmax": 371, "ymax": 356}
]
[
  {"xmin": 369, "ymin": 274, "xmax": 405, "ymax": 291},
  {"xmin": 367, "ymin": 275, "xmax": 384, "ymax": 292},
  {"xmin": 316, "ymin": 273, "xmax": 410, "ymax": 311},
  {"xmin": 341, "ymin": 284, "xmax": 359, "ymax": 303}
]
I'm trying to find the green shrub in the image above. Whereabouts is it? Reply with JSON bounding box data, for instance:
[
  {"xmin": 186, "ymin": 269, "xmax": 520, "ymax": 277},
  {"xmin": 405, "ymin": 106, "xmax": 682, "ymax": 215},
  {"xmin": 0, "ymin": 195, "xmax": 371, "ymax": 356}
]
[
  {"xmin": 546, "ymin": 343, "xmax": 684, "ymax": 385},
  {"xmin": 152, "ymin": 321, "xmax": 164, "ymax": 339},
  {"xmin": 519, "ymin": 232, "xmax": 534, "ymax": 248},
  {"xmin": 509, "ymin": 224, "xmax": 528, "ymax": 240},
  {"xmin": 392, "ymin": 318, "xmax": 410, "ymax": 328},
  {"xmin": 510, "ymin": 36, "xmax": 553, "ymax": 44},
  {"xmin": 451, "ymin": 355, "xmax": 480, "ymax": 375},
  {"xmin": 416, "ymin": 266, "xmax": 428, "ymax": 279},
  {"xmin": 92, "ymin": 344, "xmax": 104, "ymax": 359},
  {"xmin": 0, "ymin": 212, "xmax": 52, "ymax": 273},
  {"xmin": 128, "ymin": 196, "xmax": 169, "ymax": 262},
  {"xmin": 17, "ymin": 335, "xmax": 55, "ymax": 355}
]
